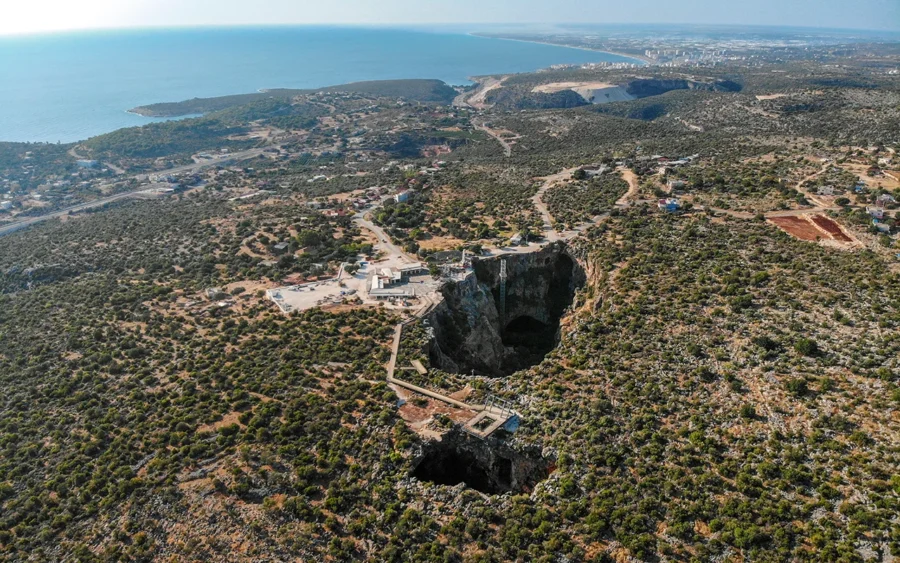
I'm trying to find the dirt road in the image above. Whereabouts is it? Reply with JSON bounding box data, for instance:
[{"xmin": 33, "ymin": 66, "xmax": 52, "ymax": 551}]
[
  {"xmin": 531, "ymin": 166, "xmax": 582, "ymax": 241},
  {"xmin": 354, "ymin": 212, "xmax": 417, "ymax": 263},
  {"xmin": 795, "ymin": 163, "xmax": 835, "ymax": 208},
  {"xmin": 616, "ymin": 168, "xmax": 640, "ymax": 207},
  {"xmin": 68, "ymin": 146, "xmax": 126, "ymax": 175}
]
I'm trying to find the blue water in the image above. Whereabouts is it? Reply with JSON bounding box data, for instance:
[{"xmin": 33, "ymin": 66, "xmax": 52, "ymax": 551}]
[{"xmin": 0, "ymin": 27, "xmax": 639, "ymax": 143}]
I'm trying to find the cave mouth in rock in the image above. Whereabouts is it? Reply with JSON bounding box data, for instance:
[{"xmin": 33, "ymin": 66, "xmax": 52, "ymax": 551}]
[
  {"xmin": 412, "ymin": 438, "xmax": 551, "ymax": 495},
  {"xmin": 426, "ymin": 246, "xmax": 585, "ymax": 377},
  {"xmin": 495, "ymin": 253, "xmax": 579, "ymax": 374},
  {"xmin": 413, "ymin": 447, "xmax": 510, "ymax": 494},
  {"xmin": 501, "ymin": 315, "xmax": 559, "ymax": 372}
]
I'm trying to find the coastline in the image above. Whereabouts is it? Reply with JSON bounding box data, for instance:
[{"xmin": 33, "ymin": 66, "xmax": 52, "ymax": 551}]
[
  {"xmin": 468, "ymin": 32, "xmax": 653, "ymax": 66},
  {"xmin": 4, "ymin": 28, "xmax": 654, "ymax": 142}
]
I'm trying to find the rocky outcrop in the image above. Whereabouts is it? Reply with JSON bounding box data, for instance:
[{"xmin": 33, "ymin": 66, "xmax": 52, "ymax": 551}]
[
  {"xmin": 486, "ymin": 88, "xmax": 592, "ymax": 110},
  {"xmin": 425, "ymin": 243, "xmax": 586, "ymax": 376},
  {"xmin": 411, "ymin": 428, "xmax": 552, "ymax": 494},
  {"xmin": 625, "ymin": 78, "xmax": 742, "ymax": 98},
  {"xmin": 486, "ymin": 77, "xmax": 741, "ymax": 110}
]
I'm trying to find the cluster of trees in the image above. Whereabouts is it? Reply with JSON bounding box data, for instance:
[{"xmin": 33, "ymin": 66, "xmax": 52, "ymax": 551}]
[
  {"xmin": 545, "ymin": 174, "xmax": 628, "ymax": 229},
  {"xmin": 0, "ymin": 142, "xmax": 78, "ymax": 192}
]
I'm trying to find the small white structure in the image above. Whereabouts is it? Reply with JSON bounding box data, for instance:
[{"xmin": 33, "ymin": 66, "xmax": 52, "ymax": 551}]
[
  {"xmin": 817, "ymin": 185, "xmax": 835, "ymax": 196},
  {"xmin": 867, "ymin": 206, "xmax": 885, "ymax": 220}
]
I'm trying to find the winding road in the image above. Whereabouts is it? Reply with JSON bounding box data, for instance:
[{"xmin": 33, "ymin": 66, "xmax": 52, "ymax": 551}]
[{"xmin": 475, "ymin": 122, "xmax": 514, "ymax": 158}]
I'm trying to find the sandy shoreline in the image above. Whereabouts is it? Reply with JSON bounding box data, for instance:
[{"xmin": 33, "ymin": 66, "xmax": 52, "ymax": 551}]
[{"xmin": 469, "ymin": 33, "xmax": 652, "ymax": 66}]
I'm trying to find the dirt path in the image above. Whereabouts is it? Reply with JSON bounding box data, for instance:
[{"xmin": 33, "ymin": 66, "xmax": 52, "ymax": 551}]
[
  {"xmin": 615, "ymin": 168, "xmax": 640, "ymax": 207},
  {"xmin": 795, "ymin": 163, "xmax": 834, "ymax": 208},
  {"xmin": 531, "ymin": 167, "xmax": 581, "ymax": 241}
]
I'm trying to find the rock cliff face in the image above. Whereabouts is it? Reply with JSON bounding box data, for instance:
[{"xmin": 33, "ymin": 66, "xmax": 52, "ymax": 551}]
[
  {"xmin": 581, "ymin": 78, "xmax": 743, "ymax": 105},
  {"xmin": 425, "ymin": 243, "xmax": 586, "ymax": 376},
  {"xmin": 624, "ymin": 78, "xmax": 742, "ymax": 99},
  {"xmin": 411, "ymin": 428, "xmax": 552, "ymax": 494}
]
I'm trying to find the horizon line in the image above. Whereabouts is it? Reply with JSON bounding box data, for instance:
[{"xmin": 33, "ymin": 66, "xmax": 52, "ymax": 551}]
[{"xmin": 1, "ymin": 21, "xmax": 899, "ymax": 39}]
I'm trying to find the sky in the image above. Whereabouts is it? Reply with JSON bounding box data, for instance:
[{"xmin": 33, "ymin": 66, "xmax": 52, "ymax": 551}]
[{"xmin": 1, "ymin": 0, "xmax": 898, "ymax": 36}]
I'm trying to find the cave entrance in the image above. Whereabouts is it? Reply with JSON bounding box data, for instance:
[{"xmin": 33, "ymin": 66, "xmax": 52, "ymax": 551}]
[
  {"xmin": 496, "ymin": 253, "xmax": 579, "ymax": 374},
  {"xmin": 412, "ymin": 445, "xmax": 511, "ymax": 494},
  {"xmin": 426, "ymin": 246, "xmax": 585, "ymax": 377},
  {"xmin": 501, "ymin": 315, "xmax": 559, "ymax": 373},
  {"xmin": 411, "ymin": 435, "xmax": 551, "ymax": 494}
]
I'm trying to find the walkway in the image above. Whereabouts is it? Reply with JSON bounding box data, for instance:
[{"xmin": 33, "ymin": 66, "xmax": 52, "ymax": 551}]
[{"xmin": 385, "ymin": 301, "xmax": 517, "ymax": 439}]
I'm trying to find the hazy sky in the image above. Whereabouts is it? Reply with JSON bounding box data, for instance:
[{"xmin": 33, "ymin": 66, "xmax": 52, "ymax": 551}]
[{"xmin": 2, "ymin": 0, "xmax": 898, "ymax": 36}]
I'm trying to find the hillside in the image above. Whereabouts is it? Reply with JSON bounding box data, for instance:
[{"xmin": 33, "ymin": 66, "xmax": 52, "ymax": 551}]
[
  {"xmin": 1, "ymin": 42, "xmax": 899, "ymax": 563},
  {"xmin": 130, "ymin": 79, "xmax": 458, "ymax": 117}
]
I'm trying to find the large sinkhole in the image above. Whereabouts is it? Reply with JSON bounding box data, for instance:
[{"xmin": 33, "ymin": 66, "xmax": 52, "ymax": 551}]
[
  {"xmin": 502, "ymin": 315, "xmax": 559, "ymax": 372},
  {"xmin": 427, "ymin": 245, "xmax": 585, "ymax": 376},
  {"xmin": 411, "ymin": 432, "xmax": 552, "ymax": 494}
]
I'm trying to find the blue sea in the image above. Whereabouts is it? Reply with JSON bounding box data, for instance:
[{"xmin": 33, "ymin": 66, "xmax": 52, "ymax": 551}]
[{"xmin": 0, "ymin": 27, "xmax": 639, "ymax": 143}]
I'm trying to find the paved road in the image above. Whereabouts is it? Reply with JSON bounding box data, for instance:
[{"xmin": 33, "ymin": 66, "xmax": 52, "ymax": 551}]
[
  {"xmin": 0, "ymin": 146, "xmax": 271, "ymax": 238},
  {"xmin": 453, "ymin": 76, "xmax": 506, "ymax": 109},
  {"xmin": 0, "ymin": 191, "xmax": 142, "ymax": 236}
]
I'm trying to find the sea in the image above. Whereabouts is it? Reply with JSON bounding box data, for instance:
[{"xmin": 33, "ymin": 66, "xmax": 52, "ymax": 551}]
[{"xmin": 0, "ymin": 26, "xmax": 640, "ymax": 144}]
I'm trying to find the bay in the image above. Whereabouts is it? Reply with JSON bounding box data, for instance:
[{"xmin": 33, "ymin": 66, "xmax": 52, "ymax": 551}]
[{"xmin": 0, "ymin": 26, "xmax": 639, "ymax": 143}]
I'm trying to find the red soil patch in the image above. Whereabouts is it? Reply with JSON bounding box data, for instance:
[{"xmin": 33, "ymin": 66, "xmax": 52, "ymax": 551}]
[
  {"xmin": 769, "ymin": 216, "xmax": 822, "ymax": 241},
  {"xmin": 809, "ymin": 215, "xmax": 852, "ymax": 242}
]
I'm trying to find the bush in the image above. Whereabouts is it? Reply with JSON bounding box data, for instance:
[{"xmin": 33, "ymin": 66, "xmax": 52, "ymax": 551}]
[
  {"xmin": 794, "ymin": 338, "xmax": 819, "ymax": 357},
  {"xmin": 785, "ymin": 378, "xmax": 809, "ymax": 397}
]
